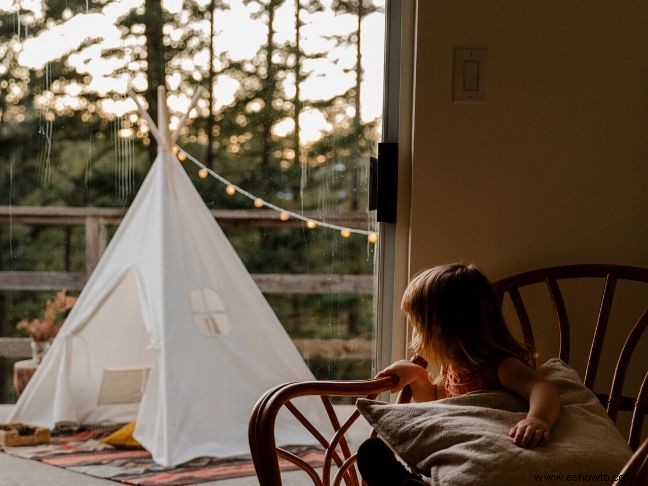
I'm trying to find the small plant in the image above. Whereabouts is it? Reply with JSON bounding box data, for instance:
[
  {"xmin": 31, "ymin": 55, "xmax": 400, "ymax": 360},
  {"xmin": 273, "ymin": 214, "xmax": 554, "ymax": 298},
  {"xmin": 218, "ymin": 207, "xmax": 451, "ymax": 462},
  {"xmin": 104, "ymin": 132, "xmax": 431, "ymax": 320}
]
[{"xmin": 16, "ymin": 290, "xmax": 77, "ymax": 342}]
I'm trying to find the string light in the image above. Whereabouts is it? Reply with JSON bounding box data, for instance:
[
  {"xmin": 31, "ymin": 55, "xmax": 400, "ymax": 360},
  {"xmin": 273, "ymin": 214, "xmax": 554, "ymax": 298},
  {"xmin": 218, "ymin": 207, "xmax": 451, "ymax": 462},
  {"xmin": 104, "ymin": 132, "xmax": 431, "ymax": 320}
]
[
  {"xmin": 198, "ymin": 168, "xmax": 209, "ymax": 179},
  {"xmin": 177, "ymin": 146, "xmax": 377, "ymax": 240},
  {"xmin": 172, "ymin": 146, "xmax": 179, "ymax": 155}
]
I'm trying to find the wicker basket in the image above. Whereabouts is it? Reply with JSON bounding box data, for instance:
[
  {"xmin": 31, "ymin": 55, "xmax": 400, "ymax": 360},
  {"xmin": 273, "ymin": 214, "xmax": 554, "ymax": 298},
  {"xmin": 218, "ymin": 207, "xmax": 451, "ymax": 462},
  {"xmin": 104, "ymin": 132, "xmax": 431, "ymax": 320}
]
[{"xmin": 0, "ymin": 423, "xmax": 50, "ymax": 447}]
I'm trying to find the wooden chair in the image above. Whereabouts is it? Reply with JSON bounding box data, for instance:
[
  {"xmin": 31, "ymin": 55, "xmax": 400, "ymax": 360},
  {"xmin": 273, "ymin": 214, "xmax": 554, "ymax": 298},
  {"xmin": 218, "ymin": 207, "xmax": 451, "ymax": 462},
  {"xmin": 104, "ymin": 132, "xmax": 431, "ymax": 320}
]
[{"xmin": 249, "ymin": 264, "xmax": 648, "ymax": 486}]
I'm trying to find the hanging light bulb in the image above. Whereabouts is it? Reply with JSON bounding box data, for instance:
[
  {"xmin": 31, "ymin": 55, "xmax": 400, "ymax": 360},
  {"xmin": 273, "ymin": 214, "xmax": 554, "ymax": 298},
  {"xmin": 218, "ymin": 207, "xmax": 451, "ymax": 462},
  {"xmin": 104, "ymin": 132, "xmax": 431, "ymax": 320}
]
[
  {"xmin": 368, "ymin": 232, "xmax": 378, "ymax": 244},
  {"xmin": 198, "ymin": 168, "xmax": 209, "ymax": 179},
  {"xmin": 306, "ymin": 220, "xmax": 317, "ymax": 229},
  {"xmin": 172, "ymin": 146, "xmax": 179, "ymax": 155},
  {"xmin": 254, "ymin": 198, "xmax": 264, "ymax": 208},
  {"xmin": 225, "ymin": 185, "xmax": 236, "ymax": 196},
  {"xmin": 279, "ymin": 211, "xmax": 290, "ymax": 221},
  {"xmin": 340, "ymin": 229, "xmax": 351, "ymax": 238},
  {"xmin": 177, "ymin": 151, "xmax": 187, "ymax": 161}
]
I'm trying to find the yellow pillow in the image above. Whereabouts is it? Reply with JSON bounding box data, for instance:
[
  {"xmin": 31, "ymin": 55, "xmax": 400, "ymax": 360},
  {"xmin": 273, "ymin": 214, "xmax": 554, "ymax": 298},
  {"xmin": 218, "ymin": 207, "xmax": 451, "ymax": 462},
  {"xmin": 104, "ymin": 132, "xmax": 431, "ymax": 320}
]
[{"xmin": 101, "ymin": 421, "xmax": 142, "ymax": 449}]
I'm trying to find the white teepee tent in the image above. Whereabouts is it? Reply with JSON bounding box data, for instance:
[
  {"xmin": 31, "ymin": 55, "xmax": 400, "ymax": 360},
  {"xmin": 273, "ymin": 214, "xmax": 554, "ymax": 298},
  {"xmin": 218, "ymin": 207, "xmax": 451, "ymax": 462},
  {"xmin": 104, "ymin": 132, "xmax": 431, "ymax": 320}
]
[{"xmin": 10, "ymin": 87, "xmax": 328, "ymax": 466}]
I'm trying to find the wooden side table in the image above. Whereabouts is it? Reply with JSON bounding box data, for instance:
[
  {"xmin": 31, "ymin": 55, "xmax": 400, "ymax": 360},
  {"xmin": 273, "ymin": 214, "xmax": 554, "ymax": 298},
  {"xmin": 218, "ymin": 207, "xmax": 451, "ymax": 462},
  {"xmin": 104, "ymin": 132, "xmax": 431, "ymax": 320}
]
[{"xmin": 13, "ymin": 360, "xmax": 38, "ymax": 397}]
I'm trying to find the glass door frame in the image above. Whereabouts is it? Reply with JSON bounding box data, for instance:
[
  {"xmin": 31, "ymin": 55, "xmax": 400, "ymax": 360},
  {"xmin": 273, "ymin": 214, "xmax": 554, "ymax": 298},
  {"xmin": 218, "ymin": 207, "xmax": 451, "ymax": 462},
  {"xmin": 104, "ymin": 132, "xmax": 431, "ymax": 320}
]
[{"xmin": 374, "ymin": 0, "xmax": 417, "ymax": 373}]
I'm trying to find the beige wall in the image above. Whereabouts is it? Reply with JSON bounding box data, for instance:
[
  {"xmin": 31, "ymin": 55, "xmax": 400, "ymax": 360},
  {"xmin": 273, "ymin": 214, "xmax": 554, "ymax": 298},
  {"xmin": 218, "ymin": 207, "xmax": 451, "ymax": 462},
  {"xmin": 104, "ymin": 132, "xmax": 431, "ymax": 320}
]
[
  {"xmin": 410, "ymin": 0, "xmax": 648, "ymax": 277},
  {"xmin": 407, "ymin": 1, "xmax": 647, "ymax": 434}
]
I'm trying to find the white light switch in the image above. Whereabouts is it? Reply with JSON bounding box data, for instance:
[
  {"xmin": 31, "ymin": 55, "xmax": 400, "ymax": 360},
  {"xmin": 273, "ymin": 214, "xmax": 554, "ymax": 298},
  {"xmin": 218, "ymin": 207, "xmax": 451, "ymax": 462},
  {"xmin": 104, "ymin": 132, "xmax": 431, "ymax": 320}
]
[{"xmin": 453, "ymin": 48, "xmax": 487, "ymax": 102}]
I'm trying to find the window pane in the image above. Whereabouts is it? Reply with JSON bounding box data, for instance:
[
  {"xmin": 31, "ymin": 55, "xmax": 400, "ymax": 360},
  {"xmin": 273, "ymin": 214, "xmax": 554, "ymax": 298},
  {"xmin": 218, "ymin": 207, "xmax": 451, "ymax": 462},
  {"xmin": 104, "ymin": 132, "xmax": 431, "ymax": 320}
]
[{"xmin": 0, "ymin": 0, "xmax": 385, "ymax": 402}]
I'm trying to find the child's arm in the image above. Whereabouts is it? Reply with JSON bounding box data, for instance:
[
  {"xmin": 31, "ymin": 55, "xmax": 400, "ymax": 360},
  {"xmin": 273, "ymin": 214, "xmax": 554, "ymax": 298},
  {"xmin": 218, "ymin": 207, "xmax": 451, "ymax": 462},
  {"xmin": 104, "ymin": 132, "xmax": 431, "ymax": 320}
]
[
  {"xmin": 498, "ymin": 357, "xmax": 560, "ymax": 449},
  {"xmin": 376, "ymin": 360, "xmax": 438, "ymax": 402}
]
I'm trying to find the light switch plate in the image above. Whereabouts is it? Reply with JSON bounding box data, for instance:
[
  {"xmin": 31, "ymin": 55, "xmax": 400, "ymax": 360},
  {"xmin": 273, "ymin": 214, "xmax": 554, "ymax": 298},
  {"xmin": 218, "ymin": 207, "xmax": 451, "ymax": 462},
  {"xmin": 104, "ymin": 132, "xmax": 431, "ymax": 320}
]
[{"xmin": 453, "ymin": 48, "xmax": 487, "ymax": 102}]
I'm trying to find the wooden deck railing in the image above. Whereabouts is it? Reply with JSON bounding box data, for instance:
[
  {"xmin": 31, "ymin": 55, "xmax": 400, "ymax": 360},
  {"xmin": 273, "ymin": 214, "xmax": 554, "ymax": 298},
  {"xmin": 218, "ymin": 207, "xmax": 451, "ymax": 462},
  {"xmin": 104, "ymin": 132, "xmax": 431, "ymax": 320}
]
[
  {"xmin": 0, "ymin": 337, "xmax": 374, "ymax": 361},
  {"xmin": 0, "ymin": 206, "xmax": 375, "ymax": 364},
  {"xmin": 0, "ymin": 205, "xmax": 373, "ymax": 291}
]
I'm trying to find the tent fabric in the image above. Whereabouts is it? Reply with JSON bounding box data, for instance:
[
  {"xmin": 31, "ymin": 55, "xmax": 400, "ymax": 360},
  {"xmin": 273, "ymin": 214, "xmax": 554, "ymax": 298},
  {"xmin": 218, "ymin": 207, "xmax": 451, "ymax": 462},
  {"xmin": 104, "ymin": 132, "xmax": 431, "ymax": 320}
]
[{"xmin": 10, "ymin": 149, "xmax": 329, "ymax": 466}]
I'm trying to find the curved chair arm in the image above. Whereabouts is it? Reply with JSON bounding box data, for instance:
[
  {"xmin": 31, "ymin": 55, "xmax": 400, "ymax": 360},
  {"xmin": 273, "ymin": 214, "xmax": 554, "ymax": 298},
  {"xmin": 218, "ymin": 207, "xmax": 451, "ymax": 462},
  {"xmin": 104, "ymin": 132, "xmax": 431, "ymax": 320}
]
[
  {"xmin": 249, "ymin": 355, "xmax": 428, "ymax": 486},
  {"xmin": 613, "ymin": 438, "xmax": 648, "ymax": 486},
  {"xmin": 249, "ymin": 376, "xmax": 397, "ymax": 486}
]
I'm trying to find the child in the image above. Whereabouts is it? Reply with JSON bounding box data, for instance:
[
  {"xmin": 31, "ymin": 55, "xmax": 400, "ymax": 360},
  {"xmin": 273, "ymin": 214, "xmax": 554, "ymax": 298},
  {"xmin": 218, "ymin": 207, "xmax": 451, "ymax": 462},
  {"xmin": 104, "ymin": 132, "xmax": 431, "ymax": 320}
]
[{"xmin": 357, "ymin": 263, "xmax": 560, "ymax": 486}]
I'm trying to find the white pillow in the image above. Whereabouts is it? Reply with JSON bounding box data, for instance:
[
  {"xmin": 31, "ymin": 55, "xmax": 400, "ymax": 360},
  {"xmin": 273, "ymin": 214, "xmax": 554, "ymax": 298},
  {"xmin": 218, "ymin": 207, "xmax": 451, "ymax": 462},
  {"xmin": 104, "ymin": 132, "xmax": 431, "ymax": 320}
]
[{"xmin": 357, "ymin": 359, "xmax": 632, "ymax": 485}]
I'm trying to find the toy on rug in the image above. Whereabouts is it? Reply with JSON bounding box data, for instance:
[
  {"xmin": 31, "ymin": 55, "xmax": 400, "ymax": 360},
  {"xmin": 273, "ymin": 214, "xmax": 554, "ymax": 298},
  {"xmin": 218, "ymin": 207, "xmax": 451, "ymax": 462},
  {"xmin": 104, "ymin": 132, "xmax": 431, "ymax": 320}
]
[{"xmin": 0, "ymin": 423, "xmax": 50, "ymax": 447}]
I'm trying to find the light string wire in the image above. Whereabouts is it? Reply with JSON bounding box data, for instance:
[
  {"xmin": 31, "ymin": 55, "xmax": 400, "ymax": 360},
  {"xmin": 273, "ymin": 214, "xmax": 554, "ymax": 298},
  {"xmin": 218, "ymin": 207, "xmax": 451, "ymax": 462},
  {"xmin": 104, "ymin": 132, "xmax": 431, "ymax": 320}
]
[{"xmin": 176, "ymin": 145, "xmax": 377, "ymax": 239}]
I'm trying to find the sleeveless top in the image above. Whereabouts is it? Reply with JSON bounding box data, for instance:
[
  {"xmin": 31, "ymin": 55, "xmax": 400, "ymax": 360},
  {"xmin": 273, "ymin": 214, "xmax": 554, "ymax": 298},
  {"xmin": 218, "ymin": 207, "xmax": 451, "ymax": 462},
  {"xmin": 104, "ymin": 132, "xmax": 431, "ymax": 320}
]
[
  {"xmin": 441, "ymin": 354, "xmax": 535, "ymax": 397},
  {"xmin": 440, "ymin": 362, "xmax": 501, "ymax": 397}
]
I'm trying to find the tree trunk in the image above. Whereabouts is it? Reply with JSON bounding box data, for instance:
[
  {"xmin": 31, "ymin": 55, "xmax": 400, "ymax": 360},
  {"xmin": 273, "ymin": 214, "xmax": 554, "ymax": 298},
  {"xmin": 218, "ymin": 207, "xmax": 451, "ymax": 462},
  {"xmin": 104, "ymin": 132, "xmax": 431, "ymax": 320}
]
[
  {"xmin": 64, "ymin": 226, "xmax": 72, "ymax": 272},
  {"xmin": 348, "ymin": 308, "xmax": 360, "ymax": 336},
  {"xmin": 260, "ymin": 1, "xmax": 277, "ymax": 191},
  {"xmin": 350, "ymin": 0, "xmax": 364, "ymax": 211},
  {"xmin": 144, "ymin": 0, "xmax": 166, "ymax": 164},
  {"xmin": 206, "ymin": 0, "xmax": 217, "ymax": 169},
  {"xmin": 294, "ymin": 0, "xmax": 302, "ymax": 171},
  {"xmin": 0, "ymin": 226, "xmax": 6, "ymax": 403},
  {"xmin": 354, "ymin": 0, "xmax": 363, "ymax": 131}
]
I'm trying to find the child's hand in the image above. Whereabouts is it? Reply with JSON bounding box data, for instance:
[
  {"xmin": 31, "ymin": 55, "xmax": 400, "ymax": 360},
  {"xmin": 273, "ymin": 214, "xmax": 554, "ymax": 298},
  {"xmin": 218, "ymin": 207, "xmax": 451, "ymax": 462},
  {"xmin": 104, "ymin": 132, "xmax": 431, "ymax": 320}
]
[
  {"xmin": 375, "ymin": 360, "xmax": 428, "ymax": 393},
  {"xmin": 509, "ymin": 416, "xmax": 550, "ymax": 449}
]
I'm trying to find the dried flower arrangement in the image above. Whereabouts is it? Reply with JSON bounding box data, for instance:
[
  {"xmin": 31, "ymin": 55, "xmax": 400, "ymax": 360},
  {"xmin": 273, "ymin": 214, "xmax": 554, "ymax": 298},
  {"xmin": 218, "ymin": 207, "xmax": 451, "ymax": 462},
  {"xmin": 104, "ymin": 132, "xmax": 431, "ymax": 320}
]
[{"xmin": 16, "ymin": 290, "xmax": 77, "ymax": 342}]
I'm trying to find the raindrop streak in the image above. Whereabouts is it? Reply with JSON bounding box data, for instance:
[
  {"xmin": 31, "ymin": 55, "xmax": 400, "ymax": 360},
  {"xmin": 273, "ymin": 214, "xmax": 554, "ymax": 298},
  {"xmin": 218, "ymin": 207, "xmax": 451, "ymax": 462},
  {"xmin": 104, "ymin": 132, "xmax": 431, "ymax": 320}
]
[
  {"xmin": 299, "ymin": 151, "xmax": 310, "ymax": 249},
  {"xmin": 117, "ymin": 118, "xmax": 124, "ymax": 201},
  {"xmin": 85, "ymin": 120, "xmax": 93, "ymax": 188},
  {"xmin": 126, "ymin": 131, "xmax": 131, "ymax": 198},
  {"xmin": 129, "ymin": 135, "xmax": 135, "ymax": 197},
  {"xmin": 9, "ymin": 150, "xmax": 15, "ymax": 264},
  {"xmin": 38, "ymin": 63, "xmax": 53, "ymax": 186},
  {"xmin": 299, "ymin": 151, "xmax": 308, "ymax": 214},
  {"xmin": 127, "ymin": 118, "xmax": 134, "ymax": 198},
  {"xmin": 114, "ymin": 116, "xmax": 135, "ymax": 202},
  {"xmin": 113, "ymin": 119, "xmax": 117, "ymax": 197},
  {"xmin": 119, "ymin": 118, "xmax": 125, "ymax": 200}
]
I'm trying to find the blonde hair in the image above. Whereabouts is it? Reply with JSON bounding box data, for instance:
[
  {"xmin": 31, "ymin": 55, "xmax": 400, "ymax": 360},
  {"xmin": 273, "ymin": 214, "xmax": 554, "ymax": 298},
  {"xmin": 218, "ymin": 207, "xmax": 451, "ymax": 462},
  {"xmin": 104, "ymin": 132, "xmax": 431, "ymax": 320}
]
[{"xmin": 401, "ymin": 263, "xmax": 534, "ymax": 368}]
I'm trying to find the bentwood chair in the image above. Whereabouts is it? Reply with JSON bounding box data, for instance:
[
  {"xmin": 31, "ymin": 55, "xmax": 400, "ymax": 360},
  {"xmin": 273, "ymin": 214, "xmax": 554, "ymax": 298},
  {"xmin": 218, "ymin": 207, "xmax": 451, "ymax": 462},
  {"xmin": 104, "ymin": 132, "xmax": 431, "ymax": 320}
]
[{"xmin": 249, "ymin": 264, "xmax": 648, "ymax": 486}]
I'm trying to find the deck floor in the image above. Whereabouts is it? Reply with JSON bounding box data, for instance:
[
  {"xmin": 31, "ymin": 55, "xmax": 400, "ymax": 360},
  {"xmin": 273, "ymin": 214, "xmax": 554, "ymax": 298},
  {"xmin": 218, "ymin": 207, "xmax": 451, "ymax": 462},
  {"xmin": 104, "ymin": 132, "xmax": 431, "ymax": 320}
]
[{"xmin": 0, "ymin": 405, "xmax": 372, "ymax": 485}]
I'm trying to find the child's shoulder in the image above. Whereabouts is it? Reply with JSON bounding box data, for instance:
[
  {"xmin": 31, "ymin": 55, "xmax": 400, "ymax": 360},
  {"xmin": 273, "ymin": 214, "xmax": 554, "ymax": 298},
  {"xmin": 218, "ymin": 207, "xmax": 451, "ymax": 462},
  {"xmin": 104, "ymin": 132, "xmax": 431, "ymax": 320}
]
[
  {"xmin": 496, "ymin": 351, "xmax": 536, "ymax": 370},
  {"xmin": 497, "ymin": 355, "xmax": 542, "ymax": 386}
]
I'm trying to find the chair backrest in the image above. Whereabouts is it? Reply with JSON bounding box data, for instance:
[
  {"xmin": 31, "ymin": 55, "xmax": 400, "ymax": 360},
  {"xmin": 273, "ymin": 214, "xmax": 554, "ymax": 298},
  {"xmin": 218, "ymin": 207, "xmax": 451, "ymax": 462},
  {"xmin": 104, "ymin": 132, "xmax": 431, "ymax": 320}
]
[
  {"xmin": 250, "ymin": 264, "xmax": 648, "ymax": 485},
  {"xmin": 492, "ymin": 264, "xmax": 648, "ymax": 450}
]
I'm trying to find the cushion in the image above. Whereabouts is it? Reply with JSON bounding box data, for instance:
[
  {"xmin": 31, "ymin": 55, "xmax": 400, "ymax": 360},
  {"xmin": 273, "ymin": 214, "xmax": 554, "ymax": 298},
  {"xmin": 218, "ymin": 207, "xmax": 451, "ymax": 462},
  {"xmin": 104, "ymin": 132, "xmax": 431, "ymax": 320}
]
[
  {"xmin": 357, "ymin": 359, "xmax": 632, "ymax": 485},
  {"xmin": 101, "ymin": 421, "xmax": 142, "ymax": 449}
]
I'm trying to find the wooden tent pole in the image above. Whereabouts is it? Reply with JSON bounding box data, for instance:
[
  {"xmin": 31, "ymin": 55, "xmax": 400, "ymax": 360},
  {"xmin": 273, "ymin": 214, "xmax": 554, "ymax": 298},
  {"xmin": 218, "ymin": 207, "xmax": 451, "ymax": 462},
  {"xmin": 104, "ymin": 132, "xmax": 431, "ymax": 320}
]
[
  {"xmin": 157, "ymin": 86, "xmax": 171, "ymax": 150},
  {"xmin": 130, "ymin": 86, "xmax": 205, "ymax": 151},
  {"xmin": 128, "ymin": 90, "xmax": 164, "ymax": 147}
]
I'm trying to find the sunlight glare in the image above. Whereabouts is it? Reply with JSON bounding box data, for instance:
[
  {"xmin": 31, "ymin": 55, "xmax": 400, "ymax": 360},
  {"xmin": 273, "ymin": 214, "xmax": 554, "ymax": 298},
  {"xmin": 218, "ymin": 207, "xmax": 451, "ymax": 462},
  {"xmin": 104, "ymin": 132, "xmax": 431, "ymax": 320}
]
[
  {"xmin": 9, "ymin": 0, "xmax": 385, "ymax": 133},
  {"xmin": 214, "ymin": 0, "xmax": 266, "ymax": 61},
  {"xmin": 100, "ymin": 98, "xmax": 137, "ymax": 118},
  {"xmin": 213, "ymin": 75, "xmax": 240, "ymax": 111},
  {"xmin": 162, "ymin": 0, "xmax": 183, "ymax": 15},
  {"xmin": 272, "ymin": 118, "xmax": 294, "ymax": 138},
  {"xmin": 300, "ymin": 109, "xmax": 333, "ymax": 143},
  {"xmin": 18, "ymin": 13, "xmax": 121, "ymax": 69}
]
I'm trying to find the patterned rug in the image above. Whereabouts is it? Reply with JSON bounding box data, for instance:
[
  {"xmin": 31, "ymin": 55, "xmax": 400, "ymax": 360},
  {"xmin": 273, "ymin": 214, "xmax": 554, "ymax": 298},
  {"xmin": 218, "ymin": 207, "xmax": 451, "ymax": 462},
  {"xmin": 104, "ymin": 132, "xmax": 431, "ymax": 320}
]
[{"xmin": 2, "ymin": 426, "xmax": 325, "ymax": 484}]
